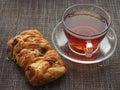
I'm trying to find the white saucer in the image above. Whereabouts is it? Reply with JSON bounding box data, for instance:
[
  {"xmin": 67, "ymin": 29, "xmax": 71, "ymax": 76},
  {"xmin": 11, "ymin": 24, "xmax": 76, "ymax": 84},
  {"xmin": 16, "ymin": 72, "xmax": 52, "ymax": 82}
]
[{"xmin": 52, "ymin": 22, "xmax": 117, "ymax": 64}]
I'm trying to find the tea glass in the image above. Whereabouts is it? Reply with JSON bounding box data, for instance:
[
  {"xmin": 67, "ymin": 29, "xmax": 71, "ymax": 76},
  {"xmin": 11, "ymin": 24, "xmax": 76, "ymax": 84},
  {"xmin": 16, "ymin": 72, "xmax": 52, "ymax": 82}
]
[{"xmin": 62, "ymin": 4, "xmax": 111, "ymax": 57}]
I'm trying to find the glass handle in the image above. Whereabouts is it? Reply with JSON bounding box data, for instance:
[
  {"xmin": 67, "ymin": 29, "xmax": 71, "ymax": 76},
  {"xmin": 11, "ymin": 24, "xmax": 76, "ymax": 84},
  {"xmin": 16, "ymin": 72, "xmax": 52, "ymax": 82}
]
[{"xmin": 86, "ymin": 40, "xmax": 93, "ymax": 57}]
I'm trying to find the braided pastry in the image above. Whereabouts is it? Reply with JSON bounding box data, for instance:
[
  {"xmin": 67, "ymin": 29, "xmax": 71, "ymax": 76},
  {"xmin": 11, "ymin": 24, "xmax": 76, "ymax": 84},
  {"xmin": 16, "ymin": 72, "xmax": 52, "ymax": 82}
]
[{"xmin": 7, "ymin": 30, "xmax": 66, "ymax": 86}]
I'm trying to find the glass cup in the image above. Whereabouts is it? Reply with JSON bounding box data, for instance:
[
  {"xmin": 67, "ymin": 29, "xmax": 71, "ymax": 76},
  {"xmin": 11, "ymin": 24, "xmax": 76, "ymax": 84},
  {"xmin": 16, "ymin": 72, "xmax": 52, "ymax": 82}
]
[{"xmin": 62, "ymin": 4, "xmax": 111, "ymax": 57}]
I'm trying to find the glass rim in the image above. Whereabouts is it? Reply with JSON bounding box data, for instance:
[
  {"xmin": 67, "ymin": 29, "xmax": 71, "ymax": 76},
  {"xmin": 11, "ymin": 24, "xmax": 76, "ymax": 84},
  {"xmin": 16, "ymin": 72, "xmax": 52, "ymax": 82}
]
[{"xmin": 62, "ymin": 4, "xmax": 111, "ymax": 37}]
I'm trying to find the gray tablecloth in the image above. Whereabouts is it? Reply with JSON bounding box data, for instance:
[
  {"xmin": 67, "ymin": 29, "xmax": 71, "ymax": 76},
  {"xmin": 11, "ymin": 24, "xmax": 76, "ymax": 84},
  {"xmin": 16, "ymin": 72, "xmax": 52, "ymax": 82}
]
[{"xmin": 0, "ymin": 0, "xmax": 120, "ymax": 90}]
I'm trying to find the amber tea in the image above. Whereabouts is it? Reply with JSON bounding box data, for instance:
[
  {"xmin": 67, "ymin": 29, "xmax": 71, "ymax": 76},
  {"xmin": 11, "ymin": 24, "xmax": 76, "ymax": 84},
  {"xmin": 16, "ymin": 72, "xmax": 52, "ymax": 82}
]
[{"xmin": 63, "ymin": 12, "xmax": 108, "ymax": 56}]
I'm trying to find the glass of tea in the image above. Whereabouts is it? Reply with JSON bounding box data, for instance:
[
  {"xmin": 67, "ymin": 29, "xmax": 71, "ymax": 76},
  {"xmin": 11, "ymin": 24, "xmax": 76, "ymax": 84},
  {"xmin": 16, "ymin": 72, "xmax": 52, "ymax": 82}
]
[{"xmin": 62, "ymin": 4, "xmax": 111, "ymax": 57}]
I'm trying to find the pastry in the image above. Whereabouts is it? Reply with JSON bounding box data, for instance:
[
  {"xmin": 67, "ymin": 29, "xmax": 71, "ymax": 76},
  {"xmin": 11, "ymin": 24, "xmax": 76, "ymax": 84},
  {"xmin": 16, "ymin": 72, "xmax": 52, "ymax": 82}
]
[{"xmin": 7, "ymin": 30, "xmax": 66, "ymax": 86}]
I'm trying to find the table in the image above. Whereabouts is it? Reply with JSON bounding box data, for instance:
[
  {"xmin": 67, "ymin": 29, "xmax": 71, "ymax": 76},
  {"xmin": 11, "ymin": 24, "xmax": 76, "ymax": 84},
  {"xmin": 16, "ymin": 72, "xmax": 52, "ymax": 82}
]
[{"xmin": 0, "ymin": 0, "xmax": 120, "ymax": 90}]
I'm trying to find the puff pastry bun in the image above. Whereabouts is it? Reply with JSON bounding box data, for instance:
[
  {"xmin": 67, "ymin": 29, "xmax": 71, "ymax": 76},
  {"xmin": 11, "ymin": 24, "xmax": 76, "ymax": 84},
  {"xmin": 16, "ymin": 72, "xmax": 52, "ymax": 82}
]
[{"xmin": 7, "ymin": 30, "xmax": 66, "ymax": 86}]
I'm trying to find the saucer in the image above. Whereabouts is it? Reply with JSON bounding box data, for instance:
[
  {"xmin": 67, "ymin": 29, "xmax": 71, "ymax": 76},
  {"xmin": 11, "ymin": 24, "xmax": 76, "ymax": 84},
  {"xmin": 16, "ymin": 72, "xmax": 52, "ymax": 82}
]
[{"xmin": 52, "ymin": 22, "xmax": 117, "ymax": 64}]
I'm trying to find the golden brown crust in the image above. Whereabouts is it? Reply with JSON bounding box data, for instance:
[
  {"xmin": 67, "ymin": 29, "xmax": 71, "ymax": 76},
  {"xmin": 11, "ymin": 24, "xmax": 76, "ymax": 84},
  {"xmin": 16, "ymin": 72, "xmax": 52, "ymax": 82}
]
[{"xmin": 7, "ymin": 29, "xmax": 66, "ymax": 86}]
